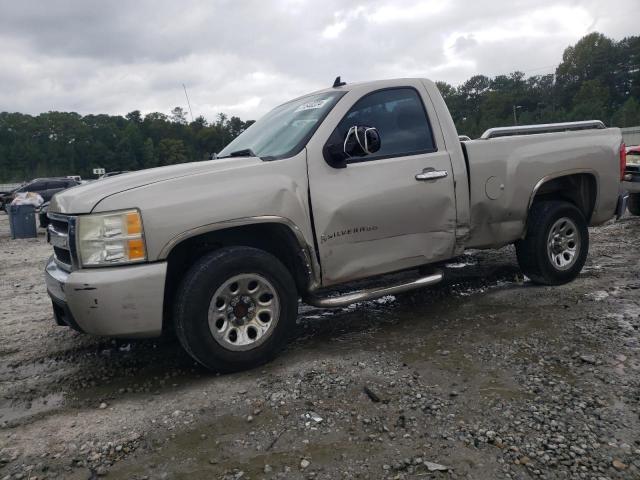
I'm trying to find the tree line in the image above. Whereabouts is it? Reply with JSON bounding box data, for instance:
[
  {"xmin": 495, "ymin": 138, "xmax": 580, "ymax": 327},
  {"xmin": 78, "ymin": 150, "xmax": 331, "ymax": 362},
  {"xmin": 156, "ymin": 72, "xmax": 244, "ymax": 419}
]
[
  {"xmin": 1, "ymin": 32, "xmax": 639, "ymax": 182},
  {"xmin": 0, "ymin": 108, "xmax": 254, "ymax": 182},
  {"xmin": 438, "ymin": 32, "xmax": 640, "ymax": 138}
]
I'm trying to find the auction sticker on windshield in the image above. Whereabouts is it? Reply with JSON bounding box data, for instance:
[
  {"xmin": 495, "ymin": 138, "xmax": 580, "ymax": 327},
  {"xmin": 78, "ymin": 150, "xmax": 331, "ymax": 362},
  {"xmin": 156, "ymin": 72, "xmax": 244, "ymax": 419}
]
[{"xmin": 295, "ymin": 98, "xmax": 331, "ymax": 112}]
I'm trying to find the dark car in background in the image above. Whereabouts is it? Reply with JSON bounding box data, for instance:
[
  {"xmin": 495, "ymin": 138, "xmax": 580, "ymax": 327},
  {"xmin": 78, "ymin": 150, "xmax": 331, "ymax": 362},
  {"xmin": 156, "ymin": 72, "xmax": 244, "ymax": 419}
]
[
  {"xmin": 0, "ymin": 177, "xmax": 80, "ymax": 211},
  {"xmin": 38, "ymin": 201, "xmax": 51, "ymax": 228}
]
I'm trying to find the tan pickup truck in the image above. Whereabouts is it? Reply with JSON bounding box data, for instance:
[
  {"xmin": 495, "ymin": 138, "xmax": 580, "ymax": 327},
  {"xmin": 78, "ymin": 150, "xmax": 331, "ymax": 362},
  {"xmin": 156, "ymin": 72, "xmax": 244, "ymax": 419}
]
[{"xmin": 45, "ymin": 77, "xmax": 628, "ymax": 371}]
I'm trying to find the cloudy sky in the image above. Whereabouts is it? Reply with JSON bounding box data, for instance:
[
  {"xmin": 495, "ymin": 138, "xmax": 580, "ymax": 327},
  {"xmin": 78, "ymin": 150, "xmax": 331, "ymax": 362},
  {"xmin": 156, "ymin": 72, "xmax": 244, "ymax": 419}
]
[{"xmin": 1, "ymin": 0, "xmax": 638, "ymax": 121}]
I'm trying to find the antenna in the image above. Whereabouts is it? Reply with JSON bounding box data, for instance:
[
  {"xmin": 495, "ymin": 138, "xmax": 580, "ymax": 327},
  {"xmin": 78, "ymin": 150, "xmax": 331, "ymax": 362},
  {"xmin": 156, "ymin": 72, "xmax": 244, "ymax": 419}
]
[
  {"xmin": 182, "ymin": 83, "xmax": 194, "ymax": 123},
  {"xmin": 333, "ymin": 76, "xmax": 346, "ymax": 88}
]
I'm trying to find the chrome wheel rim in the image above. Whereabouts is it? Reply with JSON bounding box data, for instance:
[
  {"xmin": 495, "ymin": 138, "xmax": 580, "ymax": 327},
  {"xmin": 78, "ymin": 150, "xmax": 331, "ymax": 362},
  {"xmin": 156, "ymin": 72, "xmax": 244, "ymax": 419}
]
[
  {"xmin": 547, "ymin": 217, "xmax": 580, "ymax": 271},
  {"xmin": 208, "ymin": 273, "xmax": 280, "ymax": 351}
]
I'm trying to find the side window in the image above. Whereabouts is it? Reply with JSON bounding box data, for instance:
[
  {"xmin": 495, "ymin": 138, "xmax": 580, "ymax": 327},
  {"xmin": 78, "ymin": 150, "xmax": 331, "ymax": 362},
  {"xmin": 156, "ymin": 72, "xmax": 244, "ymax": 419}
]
[
  {"xmin": 26, "ymin": 181, "xmax": 46, "ymax": 191},
  {"xmin": 48, "ymin": 181, "xmax": 66, "ymax": 189},
  {"xmin": 336, "ymin": 88, "xmax": 435, "ymax": 159}
]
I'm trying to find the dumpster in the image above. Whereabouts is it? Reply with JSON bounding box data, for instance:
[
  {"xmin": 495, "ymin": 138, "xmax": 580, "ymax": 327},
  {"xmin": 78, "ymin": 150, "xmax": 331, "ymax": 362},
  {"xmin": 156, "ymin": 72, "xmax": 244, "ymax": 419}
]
[{"xmin": 8, "ymin": 204, "xmax": 37, "ymax": 239}]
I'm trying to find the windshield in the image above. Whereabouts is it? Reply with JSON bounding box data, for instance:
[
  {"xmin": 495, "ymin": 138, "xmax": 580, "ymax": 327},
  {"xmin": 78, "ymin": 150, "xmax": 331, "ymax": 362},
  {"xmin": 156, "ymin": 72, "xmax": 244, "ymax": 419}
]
[{"xmin": 218, "ymin": 91, "xmax": 344, "ymax": 160}]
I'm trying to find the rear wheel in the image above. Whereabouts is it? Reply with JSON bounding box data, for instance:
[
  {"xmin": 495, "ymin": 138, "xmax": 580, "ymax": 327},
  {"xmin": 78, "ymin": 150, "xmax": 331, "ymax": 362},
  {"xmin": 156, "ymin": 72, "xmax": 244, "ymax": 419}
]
[
  {"xmin": 174, "ymin": 246, "xmax": 298, "ymax": 372},
  {"xmin": 628, "ymin": 193, "xmax": 640, "ymax": 216},
  {"xmin": 515, "ymin": 201, "xmax": 589, "ymax": 285}
]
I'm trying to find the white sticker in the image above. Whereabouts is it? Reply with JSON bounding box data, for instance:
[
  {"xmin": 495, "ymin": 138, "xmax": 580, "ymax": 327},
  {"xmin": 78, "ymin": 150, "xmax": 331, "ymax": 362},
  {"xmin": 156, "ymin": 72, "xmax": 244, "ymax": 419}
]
[{"xmin": 295, "ymin": 98, "xmax": 330, "ymax": 112}]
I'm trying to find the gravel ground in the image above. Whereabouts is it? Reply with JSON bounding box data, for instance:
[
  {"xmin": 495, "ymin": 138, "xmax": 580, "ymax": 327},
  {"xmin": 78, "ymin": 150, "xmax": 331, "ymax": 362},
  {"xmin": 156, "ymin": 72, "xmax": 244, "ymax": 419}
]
[{"xmin": 0, "ymin": 212, "xmax": 639, "ymax": 480}]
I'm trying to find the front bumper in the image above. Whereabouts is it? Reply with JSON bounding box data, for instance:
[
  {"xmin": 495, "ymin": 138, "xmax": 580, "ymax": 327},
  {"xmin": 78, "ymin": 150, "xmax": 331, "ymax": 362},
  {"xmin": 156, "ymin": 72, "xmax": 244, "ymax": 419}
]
[{"xmin": 45, "ymin": 256, "xmax": 167, "ymax": 337}]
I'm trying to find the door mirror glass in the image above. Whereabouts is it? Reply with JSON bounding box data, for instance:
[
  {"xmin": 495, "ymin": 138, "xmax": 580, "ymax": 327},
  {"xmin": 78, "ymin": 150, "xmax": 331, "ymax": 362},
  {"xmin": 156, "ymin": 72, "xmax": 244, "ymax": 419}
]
[{"xmin": 343, "ymin": 126, "xmax": 381, "ymax": 158}]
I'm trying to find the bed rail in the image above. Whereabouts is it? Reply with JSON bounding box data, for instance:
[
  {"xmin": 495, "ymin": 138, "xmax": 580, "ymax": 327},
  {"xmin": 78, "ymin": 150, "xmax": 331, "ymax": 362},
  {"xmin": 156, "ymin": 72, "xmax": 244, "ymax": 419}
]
[{"xmin": 480, "ymin": 120, "xmax": 605, "ymax": 140}]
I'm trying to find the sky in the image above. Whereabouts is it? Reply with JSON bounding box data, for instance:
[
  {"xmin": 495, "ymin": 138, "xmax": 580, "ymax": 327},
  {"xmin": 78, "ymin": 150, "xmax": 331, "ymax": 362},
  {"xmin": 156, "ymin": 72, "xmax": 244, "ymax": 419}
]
[{"xmin": 0, "ymin": 0, "xmax": 639, "ymax": 121}]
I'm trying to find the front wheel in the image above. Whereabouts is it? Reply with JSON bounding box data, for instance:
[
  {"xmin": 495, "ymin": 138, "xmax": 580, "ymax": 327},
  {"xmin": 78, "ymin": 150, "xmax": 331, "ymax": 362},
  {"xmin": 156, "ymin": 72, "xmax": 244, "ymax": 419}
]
[
  {"xmin": 628, "ymin": 193, "xmax": 640, "ymax": 216},
  {"xmin": 174, "ymin": 246, "xmax": 298, "ymax": 372},
  {"xmin": 515, "ymin": 201, "xmax": 589, "ymax": 285}
]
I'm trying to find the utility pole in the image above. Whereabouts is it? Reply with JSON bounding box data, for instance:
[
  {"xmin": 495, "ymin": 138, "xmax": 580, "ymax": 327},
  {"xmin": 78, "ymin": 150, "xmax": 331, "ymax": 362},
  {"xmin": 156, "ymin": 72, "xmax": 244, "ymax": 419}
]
[
  {"xmin": 183, "ymin": 84, "xmax": 194, "ymax": 123},
  {"xmin": 513, "ymin": 105, "xmax": 523, "ymax": 125},
  {"xmin": 537, "ymin": 102, "xmax": 545, "ymax": 121}
]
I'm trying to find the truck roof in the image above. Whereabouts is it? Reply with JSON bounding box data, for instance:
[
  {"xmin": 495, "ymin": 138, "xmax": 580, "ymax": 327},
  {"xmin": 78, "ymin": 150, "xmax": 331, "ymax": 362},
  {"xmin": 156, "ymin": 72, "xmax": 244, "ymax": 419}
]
[{"xmin": 288, "ymin": 77, "xmax": 434, "ymax": 104}]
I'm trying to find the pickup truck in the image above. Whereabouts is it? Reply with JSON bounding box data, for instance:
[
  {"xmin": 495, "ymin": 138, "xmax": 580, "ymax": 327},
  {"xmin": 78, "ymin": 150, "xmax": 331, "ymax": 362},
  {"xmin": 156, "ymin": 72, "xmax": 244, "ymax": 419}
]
[{"xmin": 45, "ymin": 78, "xmax": 627, "ymax": 372}]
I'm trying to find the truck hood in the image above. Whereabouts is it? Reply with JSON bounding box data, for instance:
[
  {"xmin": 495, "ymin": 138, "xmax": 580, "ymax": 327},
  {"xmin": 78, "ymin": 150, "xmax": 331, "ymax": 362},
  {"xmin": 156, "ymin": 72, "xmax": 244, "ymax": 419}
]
[{"xmin": 50, "ymin": 158, "xmax": 258, "ymax": 214}]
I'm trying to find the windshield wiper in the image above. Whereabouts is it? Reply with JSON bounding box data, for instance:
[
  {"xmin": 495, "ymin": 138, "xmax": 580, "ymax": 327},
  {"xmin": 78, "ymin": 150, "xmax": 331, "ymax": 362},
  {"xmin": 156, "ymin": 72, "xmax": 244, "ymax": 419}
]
[{"xmin": 218, "ymin": 148, "xmax": 258, "ymax": 159}]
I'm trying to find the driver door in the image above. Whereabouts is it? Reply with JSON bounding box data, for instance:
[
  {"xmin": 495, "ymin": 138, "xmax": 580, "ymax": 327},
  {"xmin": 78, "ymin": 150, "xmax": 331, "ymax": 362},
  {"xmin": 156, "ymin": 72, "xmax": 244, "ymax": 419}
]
[{"xmin": 306, "ymin": 85, "xmax": 457, "ymax": 286}]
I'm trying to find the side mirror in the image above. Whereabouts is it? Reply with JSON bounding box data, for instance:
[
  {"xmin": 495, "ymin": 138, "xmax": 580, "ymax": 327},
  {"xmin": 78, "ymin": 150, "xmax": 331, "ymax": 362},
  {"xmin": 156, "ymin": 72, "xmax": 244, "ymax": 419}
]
[
  {"xmin": 322, "ymin": 125, "xmax": 381, "ymax": 169},
  {"xmin": 344, "ymin": 126, "xmax": 381, "ymax": 158}
]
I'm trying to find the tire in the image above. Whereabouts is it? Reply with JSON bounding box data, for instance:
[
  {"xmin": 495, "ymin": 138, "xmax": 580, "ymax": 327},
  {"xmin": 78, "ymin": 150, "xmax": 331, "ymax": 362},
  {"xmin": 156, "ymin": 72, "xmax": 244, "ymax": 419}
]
[
  {"xmin": 174, "ymin": 246, "xmax": 298, "ymax": 372},
  {"xmin": 628, "ymin": 193, "xmax": 640, "ymax": 216},
  {"xmin": 515, "ymin": 200, "xmax": 589, "ymax": 285}
]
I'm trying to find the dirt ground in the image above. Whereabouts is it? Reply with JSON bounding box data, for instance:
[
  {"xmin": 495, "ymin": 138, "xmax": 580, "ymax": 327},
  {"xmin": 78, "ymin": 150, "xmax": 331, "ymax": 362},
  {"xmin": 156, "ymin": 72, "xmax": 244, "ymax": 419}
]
[{"xmin": 0, "ymin": 212, "xmax": 639, "ymax": 480}]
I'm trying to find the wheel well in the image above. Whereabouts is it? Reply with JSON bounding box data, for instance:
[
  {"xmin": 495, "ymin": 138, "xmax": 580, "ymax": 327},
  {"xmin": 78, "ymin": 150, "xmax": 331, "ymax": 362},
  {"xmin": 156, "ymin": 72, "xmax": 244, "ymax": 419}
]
[
  {"xmin": 162, "ymin": 223, "xmax": 312, "ymax": 332},
  {"xmin": 530, "ymin": 173, "xmax": 597, "ymax": 222}
]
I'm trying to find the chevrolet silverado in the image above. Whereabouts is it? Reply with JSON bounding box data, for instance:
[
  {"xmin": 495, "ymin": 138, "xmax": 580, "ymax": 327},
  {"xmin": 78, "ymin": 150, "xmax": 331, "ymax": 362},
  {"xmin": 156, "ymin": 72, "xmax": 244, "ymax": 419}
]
[{"xmin": 45, "ymin": 77, "xmax": 628, "ymax": 371}]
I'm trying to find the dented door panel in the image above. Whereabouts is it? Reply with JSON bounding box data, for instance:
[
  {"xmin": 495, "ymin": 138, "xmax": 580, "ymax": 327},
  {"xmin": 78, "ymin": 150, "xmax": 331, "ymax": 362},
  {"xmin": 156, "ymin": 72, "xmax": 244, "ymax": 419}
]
[
  {"xmin": 312, "ymin": 153, "xmax": 457, "ymax": 285},
  {"xmin": 306, "ymin": 80, "xmax": 457, "ymax": 286}
]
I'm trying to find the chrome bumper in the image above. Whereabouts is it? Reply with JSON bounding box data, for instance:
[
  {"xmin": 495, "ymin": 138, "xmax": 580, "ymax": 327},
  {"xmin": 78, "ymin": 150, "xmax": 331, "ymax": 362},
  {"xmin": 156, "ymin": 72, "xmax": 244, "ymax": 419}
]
[{"xmin": 44, "ymin": 256, "xmax": 167, "ymax": 337}]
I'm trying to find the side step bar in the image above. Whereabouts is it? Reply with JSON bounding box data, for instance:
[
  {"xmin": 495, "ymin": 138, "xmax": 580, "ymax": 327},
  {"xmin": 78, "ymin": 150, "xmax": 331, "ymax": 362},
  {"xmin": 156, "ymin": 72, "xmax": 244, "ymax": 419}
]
[{"xmin": 304, "ymin": 270, "xmax": 443, "ymax": 308}]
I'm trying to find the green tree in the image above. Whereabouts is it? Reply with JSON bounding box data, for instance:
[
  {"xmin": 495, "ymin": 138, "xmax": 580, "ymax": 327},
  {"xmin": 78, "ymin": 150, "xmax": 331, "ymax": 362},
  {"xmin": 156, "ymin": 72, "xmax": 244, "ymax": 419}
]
[
  {"xmin": 191, "ymin": 115, "xmax": 208, "ymax": 129},
  {"xmin": 158, "ymin": 139, "xmax": 188, "ymax": 165},
  {"xmin": 570, "ymin": 80, "xmax": 610, "ymax": 120},
  {"xmin": 116, "ymin": 123, "xmax": 145, "ymax": 170},
  {"xmin": 142, "ymin": 138, "xmax": 157, "ymax": 168},
  {"xmin": 170, "ymin": 107, "xmax": 188, "ymax": 125},
  {"xmin": 126, "ymin": 110, "xmax": 143, "ymax": 124},
  {"xmin": 612, "ymin": 97, "xmax": 640, "ymax": 127},
  {"xmin": 556, "ymin": 32, "xmax": 618, "ymax": 110}
]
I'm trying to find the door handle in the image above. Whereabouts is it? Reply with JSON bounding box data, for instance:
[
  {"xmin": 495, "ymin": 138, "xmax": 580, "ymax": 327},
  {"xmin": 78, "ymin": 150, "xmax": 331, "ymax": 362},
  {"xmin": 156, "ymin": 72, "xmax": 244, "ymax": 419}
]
[{"xmin": 415, "ymin": 169, "xmax": 448, "ymax": 181}]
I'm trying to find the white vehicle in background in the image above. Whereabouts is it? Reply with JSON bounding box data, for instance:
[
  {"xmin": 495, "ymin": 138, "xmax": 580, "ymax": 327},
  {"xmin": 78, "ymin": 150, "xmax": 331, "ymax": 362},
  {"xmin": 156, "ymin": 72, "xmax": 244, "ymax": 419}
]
[{"xmin": 99, "ymin": 171, "xmax": 130, "ymax": 179}]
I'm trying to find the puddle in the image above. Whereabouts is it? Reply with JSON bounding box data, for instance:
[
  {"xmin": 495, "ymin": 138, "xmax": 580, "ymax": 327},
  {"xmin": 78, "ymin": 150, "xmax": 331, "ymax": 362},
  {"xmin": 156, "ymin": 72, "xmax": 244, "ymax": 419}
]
[
  {"xmin": 445, "ymin": 261, "xmax": 476, "ymax": 269},
  {"xmin": 109, "ymin": 437, "xmax": 380, "ymax": 480}
]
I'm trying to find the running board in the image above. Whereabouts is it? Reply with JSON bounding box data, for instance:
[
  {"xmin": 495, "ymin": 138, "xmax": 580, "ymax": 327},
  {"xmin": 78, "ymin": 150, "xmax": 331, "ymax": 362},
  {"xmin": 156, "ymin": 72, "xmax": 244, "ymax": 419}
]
[{"xmin": 303, "ymin": 270, "xmax": 443, "ymax": 308}]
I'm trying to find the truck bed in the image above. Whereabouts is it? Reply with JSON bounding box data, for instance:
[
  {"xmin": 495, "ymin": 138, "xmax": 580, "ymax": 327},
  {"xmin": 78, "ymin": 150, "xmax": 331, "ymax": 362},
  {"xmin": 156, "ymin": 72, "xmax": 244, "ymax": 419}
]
[{"xmin": 460, "ymin": 126, "xmax": 622, "ymax": 249}]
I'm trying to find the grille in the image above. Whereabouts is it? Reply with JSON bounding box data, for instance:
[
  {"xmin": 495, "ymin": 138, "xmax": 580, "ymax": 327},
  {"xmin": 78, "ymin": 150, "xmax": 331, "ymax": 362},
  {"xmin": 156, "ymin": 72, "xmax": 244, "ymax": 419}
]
[
  {"xmin": 53, "ymin": 246, "xmax": 72, "ymax": 265},
  {"xmin": 47, "ymin": 213, "xmax": 75, "ymax": 271},
  {"xmin": 49, "ymin": 217, "xmax": 69, "ymax": 233}
]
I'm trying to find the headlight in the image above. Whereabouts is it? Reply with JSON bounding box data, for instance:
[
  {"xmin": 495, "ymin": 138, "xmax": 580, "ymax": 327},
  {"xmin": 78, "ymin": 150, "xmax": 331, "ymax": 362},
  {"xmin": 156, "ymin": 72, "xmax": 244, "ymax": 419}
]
[{"xmin": 77, "ymin": 209, "xmax": 146, "ymax": 266}]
